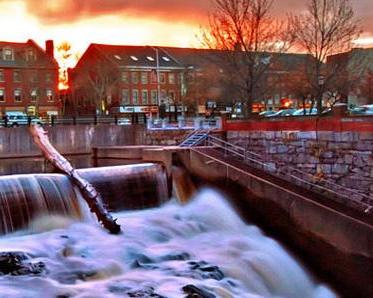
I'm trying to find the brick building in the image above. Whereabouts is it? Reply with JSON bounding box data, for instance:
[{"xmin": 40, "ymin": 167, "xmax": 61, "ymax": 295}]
[
  {"xmin": 70, "ymin": 44, "xmax": 314, "ymax": 115},
  {"xmin": 0, "ymin": 39, "xmax": 59, "ymax": 116},
  {"xmin": 69, "ymin": 44, "xmax": 185, "ymax": 115}
]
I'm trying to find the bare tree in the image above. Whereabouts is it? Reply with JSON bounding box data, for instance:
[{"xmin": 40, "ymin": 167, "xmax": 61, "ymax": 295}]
[
  {"xmin": 73, "ymin": 57, "xmax": 120, "ymax": 115},
  {"xmin": 290, "ymin": 0, "xmax": 361, "ymax": 114},
  {"xmin": 201, "ymin": 0, "xmax": 293, "ymax": 117}
]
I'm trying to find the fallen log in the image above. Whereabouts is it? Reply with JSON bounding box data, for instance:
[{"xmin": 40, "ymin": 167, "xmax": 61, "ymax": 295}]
[{"xmin": 29, "ymin": 125, "xmax": 121, "ymax": 234}]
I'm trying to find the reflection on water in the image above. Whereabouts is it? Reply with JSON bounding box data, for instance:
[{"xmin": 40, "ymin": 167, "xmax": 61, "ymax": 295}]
[{"xmin": 0, "ymin": 189, "xmax": 336, "ymax": 298}]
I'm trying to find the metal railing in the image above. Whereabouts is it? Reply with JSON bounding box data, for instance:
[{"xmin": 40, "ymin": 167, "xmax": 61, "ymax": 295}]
[
  {"xmin": 204, "ymin": 135, "xmax": 373, "ymax": 213},
  {"xmin": 0, "ymin": 114, "xmax": 147, "ymax": 127},
  {"xmin": 147, "ymin": 117, "xmax": 221, "ymax": 130}
]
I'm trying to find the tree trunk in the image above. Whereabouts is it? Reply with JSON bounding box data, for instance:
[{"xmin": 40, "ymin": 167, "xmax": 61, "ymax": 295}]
[{"xmin": 29, "ymin": 125, "xmax": 121, "ymax": 234}]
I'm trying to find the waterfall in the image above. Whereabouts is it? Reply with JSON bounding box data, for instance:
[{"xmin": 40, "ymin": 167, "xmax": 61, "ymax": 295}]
[
  {"xmin": 77, "ymin": 163, "xmax": 170, "ymax": 211},
  {"xmin": 0, "ymin": 174, "xmax": 84, "ymax": 235},
  {"xmin": 0, "ymin": 188, "xmax": 336, "ymax": 297},
  {"xmin": 0, "ymin": 163, "xmax": 170, "ymax": 235}
]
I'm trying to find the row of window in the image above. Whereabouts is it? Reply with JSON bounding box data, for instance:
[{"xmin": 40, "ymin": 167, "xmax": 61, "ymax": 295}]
[
  {"xmin": 0, "ymin": 48, "xmax": 37, "ymax": 62},
  {"xmin": 121, "ymin": 71, "xmax": 177, "ymax": 85},
  {"xmin": 0, "ymin": 88, "xmax": 54, "ymax": 102},
  {"xmin": 0, "ymin": 69, "xmax": 54, "ymax": 83},
  {"xmin": 121, "ymin": 89, "xmax": 176, "ymax": 105}
]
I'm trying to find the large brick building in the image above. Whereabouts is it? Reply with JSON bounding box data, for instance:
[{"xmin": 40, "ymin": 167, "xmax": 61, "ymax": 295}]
[
  {"xmin": 69, "ymin": 44, "xmax": 185, "ymax": 115},
  {"xmin": 0, "ymin": 39, "xmax": 59, "ymax": 117},
  {"xmin": 69, "ymin": 44, "xmax": 314, "ymax": 115}
]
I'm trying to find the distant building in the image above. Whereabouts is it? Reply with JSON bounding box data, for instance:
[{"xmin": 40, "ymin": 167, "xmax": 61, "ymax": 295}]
[
  {"xmin": 69, "ymin": 44, "xmax": 185, "ymax": 116},
  {"xmin": 0, "ymin": 39, "xmax": 59, "ymax": 116},
  {"xmin": 69, "ymin": 44, "xmax": 313, "ymax": 115},
  {"xmin": 327, "ymin": 48, "xmax": 373, "ymax": 106}
]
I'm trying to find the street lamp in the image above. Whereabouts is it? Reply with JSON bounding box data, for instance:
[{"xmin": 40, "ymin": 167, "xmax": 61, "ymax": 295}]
[
  {"xmin": 317, "ymin": 75, "xmax": 325, "ymax": 115},
  {"xmin": 148, "ymin": 46, "xmax": 161, "ymax": 109}
]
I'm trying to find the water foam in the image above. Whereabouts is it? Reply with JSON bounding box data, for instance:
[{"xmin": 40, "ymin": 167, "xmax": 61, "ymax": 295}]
[{"xmin": 0, "ymin": 189, "xmax": 336, "ymax": 298}]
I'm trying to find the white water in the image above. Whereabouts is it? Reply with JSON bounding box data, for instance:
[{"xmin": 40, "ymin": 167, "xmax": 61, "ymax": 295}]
[{"xmin": 0, "ymin": 189, "xmax": 336, "ymax": 298}]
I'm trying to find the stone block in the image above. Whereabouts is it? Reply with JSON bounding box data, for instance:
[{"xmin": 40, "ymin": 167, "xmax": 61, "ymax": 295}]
[
  {"xmin": 318, "ymin": 131, "xmax": 335, "ymax": 141},
  {"xmin": 332, "ymin": 164, "xmax": 349, "ymax": 174},
  {"xmin": 321, "ymin": 151, "xmax": 334, "ymax": 159},
  {"xmin": 344, "ymin": 155, "xmax": 353, "ymax": 164},
  {"xmin": 359, "ymin": 132, "xmax": 373, "ymax": 141},
  {"xmin": 277, "ymin": 145, "xmax": 289, "ymax": 154},
  {"xmin": 298, "ymin": 131, "xmax": 317, "ymax": 140}
]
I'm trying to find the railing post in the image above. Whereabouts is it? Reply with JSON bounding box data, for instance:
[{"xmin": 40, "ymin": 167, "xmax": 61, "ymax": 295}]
[
  {"xmin": 73, "ymin": 116, "xmax": 77, "ymax": 125},
  {"xmin": 51, "ymin": 115, "xmax": 55, "ymax": 126},
  {"xmin": 131, "ymin": 113, "xmax": 135, "ymax": 124},
  {"xmin": 94, "ymin": 115, "xmax": 97, "ymax": 125},
  {"xmin": 114, "ymin": 115, "xmax": 118, "ymax": 125},
  {"xmin": 3, "ymin": 116, "xmax": 8, "ymax": 128},
  {"xmin": 27, "ymin": 116, "xmax": 32, "ymax": 126}
]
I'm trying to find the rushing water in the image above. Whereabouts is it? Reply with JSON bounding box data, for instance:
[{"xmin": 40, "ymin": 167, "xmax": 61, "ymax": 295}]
[{"xmin": 0, "ymin": 189, "xmax": 336, "ymax": 298}]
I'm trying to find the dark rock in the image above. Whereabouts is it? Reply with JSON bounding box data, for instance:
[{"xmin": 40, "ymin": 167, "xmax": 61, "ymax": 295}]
[
  {"xmin": 160, "ymin": 252, "xmax": 190, "ymax": 261},
  {"xmin": 130, "ymin": 259, "xmax": 159, "ymax": 270},
  {"xmin": 187, "ymin": 261, "xmax": 224, "ymax": 281},
  {"xmin": 126, "ymin": 286, "xmax": 168, "ymax": 298},
  {"xmin": 182, "ymin": 284, "xmax": 216, "ymax": 298},
  {"xmin": 0, "ymin": 252, "xmax": 45, "ymax": 276},
  {"xmin": 52, "ymin": 270, "xmax": 97, "ymax": 284}
]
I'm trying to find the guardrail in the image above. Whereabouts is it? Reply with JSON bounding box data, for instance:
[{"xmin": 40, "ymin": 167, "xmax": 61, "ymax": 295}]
[
  {"xmin": 0, "ymin": 113, "xmax": 147, "ymax": 127},
  {"xmin": 204, "ymin": 135, "xmax": 372, "ymax": 213},
  {"xmin": 147, "ymin": 117, "xmax": 221, "ymax": 130}
]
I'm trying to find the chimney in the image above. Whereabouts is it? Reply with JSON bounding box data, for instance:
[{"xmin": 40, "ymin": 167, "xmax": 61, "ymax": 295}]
[{"xmin": 45, "ymin": 40, "xmax": 54, "ymax": 59}]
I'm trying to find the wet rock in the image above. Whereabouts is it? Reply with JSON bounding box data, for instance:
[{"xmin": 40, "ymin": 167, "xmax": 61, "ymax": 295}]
[
  {"xmin": 188, "ymin": 261, "xmax": 224, "ymax": 281},
  {"xmin": 126, "ymin": 286, "xmax": 167, "ymax": 297},
  {"xmin": 53, "ymin": 270, "xmax": 98, "ymax": 284},
  {"xmin": 130, "ymin": 259, "xmax": 159, "ymax": 270},
  {"xmin": 0, "ymin": 252, "xmax": 45, "ymax": 276},
  {"xmin": 182, "ymin": 284, "xmax": 216, "ymax": 298},
  {"xmin": 160, "ymin": 252, "xmax": 190, "ymax": 261}
]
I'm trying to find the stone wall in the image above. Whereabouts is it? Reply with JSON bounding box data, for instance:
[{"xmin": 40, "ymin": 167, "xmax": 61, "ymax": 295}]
[
  {"xmin": 144, "ymin": 129, "xmax": 192, "ymax": 146},
  {"xmin": 227, "ymin": 130, "xmax": 373, "ymax": 198}
]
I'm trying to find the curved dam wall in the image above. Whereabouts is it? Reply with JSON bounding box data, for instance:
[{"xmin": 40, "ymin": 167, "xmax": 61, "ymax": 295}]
[{"xmin": 0, "ymin": 163, "xmax": 170, "ymax": 235}]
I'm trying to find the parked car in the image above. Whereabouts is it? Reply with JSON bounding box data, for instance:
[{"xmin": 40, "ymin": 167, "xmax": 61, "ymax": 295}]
[
  {"xmin": 259, "ymin": 110, "xmax": 277, "ymax": 117},
  {"xmin": 292, "ymin": 107, "xmax": 331, "ymax": 116},
  {"xmin": 1, "ymin": 112, "xmax": 43, "ymax": 127},
  {"xmin": 266, "ymin": 108, "xmax": 297, "ymax": 117},
  {"xmin": 349, "ymin": 104, "xmax": 373, "ymax": 115}
]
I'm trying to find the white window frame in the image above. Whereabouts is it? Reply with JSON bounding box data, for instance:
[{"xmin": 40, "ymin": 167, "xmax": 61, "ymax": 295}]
[
  {"xmin": 142, "ymin": 89, "xmax": 148, "ymax": 104},
  {"xmin": 14, "ymin": 89, "xmax": 22, "ymax": 102},
  {"xmin": 122, "ymin": 89, "xmax": 130, "ymax": 105},
  {"xmin": 132, "ymin": 89, "xmax": 139, "ymax": 104},
  {"xmin": 0, "ymin": 88, "xmax": 5, "ymax": 102}
]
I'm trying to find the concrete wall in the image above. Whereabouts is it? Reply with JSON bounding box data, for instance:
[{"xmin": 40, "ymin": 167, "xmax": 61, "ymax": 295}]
[
  {"xmin": 0, "ymin": 125, "xmax": 145, "ymax": 158},
  {"xmin": 227, "ymin": 130, "xmax": 373, "ymax": 198}
]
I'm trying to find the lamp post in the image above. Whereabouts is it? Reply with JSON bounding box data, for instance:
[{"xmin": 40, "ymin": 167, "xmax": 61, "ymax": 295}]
[{"xmin": 317, "ymin": 75, "xmax": 325, "ymax": 115}]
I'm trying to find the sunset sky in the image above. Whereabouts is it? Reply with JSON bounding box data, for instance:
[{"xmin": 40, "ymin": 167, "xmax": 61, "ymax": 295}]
[{"xmin": 1, "ymin": 0, "xmax": 373, "ymax": 67}]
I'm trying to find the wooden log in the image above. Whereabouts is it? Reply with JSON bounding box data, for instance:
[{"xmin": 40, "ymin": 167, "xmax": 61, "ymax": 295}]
[{"xmin": 29, "ymin": 125, "xmax": 121, "ymax": 234}]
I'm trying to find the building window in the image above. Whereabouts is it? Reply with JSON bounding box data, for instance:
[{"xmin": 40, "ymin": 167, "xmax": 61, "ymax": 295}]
[
  {"xmin": 122, "ymin": 89, "xmax": 130, "ymax": 104},
  {"xmin": 169, "ymin": 90, "xmax": 176, "ymax": 103},
  {"xmin": 151, "ymin": 70, "xmax": 157, "ymax": 83},
  {"xmin": 142, "ymin": 90, "xmax": 148, "ymax": 104},
  {"xmin": 161, "ymin": 89, "xmax": 167, "ymax": 101},
  {"xmin": 168, "ymin": 73, "xmax": 176, "ymax": 84},
  {"xmin": 26, "ymin": 49, "xmax": 36, "ymax": 62},
  {"xmin": 141, "ymin": 72, "xmax": 148, "ymax": 84},
  {"xmin": 3, "ymin": 48, "xmax": 14, "ymax": 61},
  {"xmin": 131, "ymin": 72, "xmax": 139, "ymax": 84},
  {"xmin": 30, "ymin": 89, "xmax": 38, "ymax": 102},
  {"xmin": 30, "ymin": 70, "xmax": 38, "ymax": 83},
  {"xmin": 160, "ymin": 73, "xmax": 166, "ymax": 84},
  {"xmin": 0, "ymin": 69, "xmax": 4, "ymax": 82},
  {"xmin": 14, "ymin": 89, "xmax": 22, "ymax": 102},
  {"xmin": 151, "ymin": 90, "xmax": 157, "ymax": 104},
  {"xmin": 0, "ymin": 89, "xmax": 5, "ymax": 102},
  {"xmin": 132, "ymin": 89, "xmax": 139, "ymax": 104},
  {"xmin": 13, "ymin": 70, "xmax": 21, "ymax": 82},
  {"xmin": 121, "ymin": 71, "xmax": 129, "ymax": 83},
  {"xmin": 46, "ymin": 89, "xmax": 53, "ymax": 102},
  {"xmin": 46, "ymin": 73, "xmax": 52, "ymax": 83}
]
